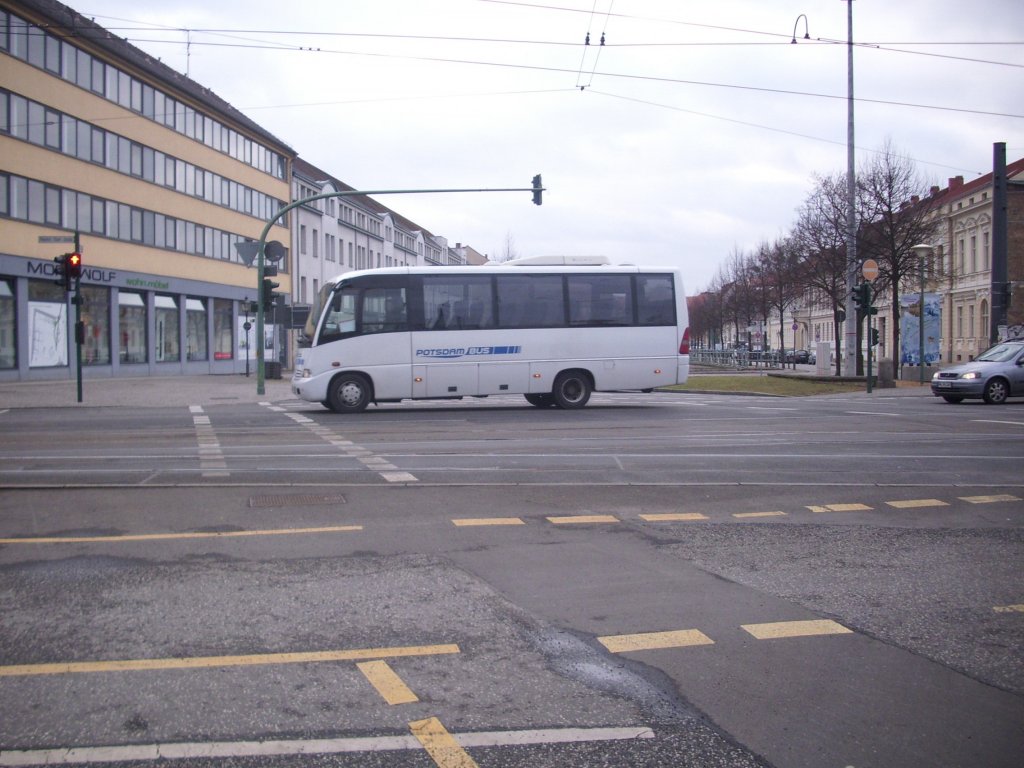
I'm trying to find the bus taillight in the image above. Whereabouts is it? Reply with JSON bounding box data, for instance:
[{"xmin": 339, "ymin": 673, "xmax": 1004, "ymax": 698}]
[{"xmin": 679, "ymin": 327, "xmax": 690, "ymax": 355}]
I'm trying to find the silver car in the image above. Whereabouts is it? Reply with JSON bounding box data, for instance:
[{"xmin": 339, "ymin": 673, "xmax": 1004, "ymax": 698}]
[{"xmin": 931, "ymin": 340, "xmax": 1024, "ymax": 404}]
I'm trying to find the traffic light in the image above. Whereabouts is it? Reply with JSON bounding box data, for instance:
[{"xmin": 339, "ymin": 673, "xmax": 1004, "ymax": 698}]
[
  {"xmin": 67, "ymin": 252, "xmax": 82, "ymax": 280},
  {"xmin": 851, "ymin": 282, "xmax": 867, "ymax": 313},
  {"xmin": 851, "ymin": 282, "xmax": 877, "ymax": 315},
  {"xmin": 869, "ymin": 328, "xmax": 879, "ymax": 346},
  {"xmin": 532, "ymin": 174, "xmax": 543, "ymax": 206},
  {"xmin": 261, "ymin": 277, "xmax": 280, "ymax": 312},
  {"xmin": 53, "ymin": 255, "xmax": 67, "ymax": 290}
]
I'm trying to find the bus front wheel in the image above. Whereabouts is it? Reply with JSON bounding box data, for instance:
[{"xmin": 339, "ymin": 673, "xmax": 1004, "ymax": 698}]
[
  {"xmin": 327, "ymin": 373, "xmax": 372, "ymax": 413},
  {"xmin": 552, "ymin": 371, "xmax": 592, "ymax": 409}
]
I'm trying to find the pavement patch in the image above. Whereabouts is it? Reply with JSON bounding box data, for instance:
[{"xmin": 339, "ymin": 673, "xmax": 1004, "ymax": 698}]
[
  {"xmin": 598, "ymin": 629, "xmax": 714, "ymax": 653},
  {"xmin": 741, "ymin": 619, "xmax": 852, "ymax": 640}
]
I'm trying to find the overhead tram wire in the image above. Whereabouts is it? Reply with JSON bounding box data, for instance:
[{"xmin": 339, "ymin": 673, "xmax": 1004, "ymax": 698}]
[
  {"xmin": 578, "ymin": 0, "xmax": 613, "ymax": 91},
  {"xmin": 574, "ymin": 0, "xmax": 598, "ymax": 90},
  {"xmin": 60, "ymin": 17, "xmax": 1023, "ymax": 119},
  {"xmin": 587, "ymin": 89, "xmax": 988, "ymax": 176},
  {"xmin": 68, "ymin": 17, "xmax": 1024, "ymax": 69},
  {"xmin": 96, "ymin": 34, "xmax": 1023, "ymax": 120}
]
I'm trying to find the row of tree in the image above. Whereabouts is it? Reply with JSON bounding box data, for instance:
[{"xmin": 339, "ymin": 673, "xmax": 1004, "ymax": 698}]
[{"xmin": 689, "ymin": 141, "xmax": 942, "ymax": 375}]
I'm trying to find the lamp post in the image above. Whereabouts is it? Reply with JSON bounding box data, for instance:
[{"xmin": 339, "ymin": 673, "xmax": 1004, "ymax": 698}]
[{"xmin": 911, "ymin": 243, "xmax": 933, "ymax": 384}]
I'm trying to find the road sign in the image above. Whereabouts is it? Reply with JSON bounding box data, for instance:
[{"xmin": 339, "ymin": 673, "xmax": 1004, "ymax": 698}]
[
  {"xmin": 862, "ymin": 259, "xmax": 879, "ymax": 282},
  {"xmin": 38, "ymin": 235, "xmax": 76, "ymax": 244}
]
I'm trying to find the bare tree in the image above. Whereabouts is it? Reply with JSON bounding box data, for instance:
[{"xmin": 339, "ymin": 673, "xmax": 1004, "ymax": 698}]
[
  {"xmin": 856, "ymin": 141, "xmax": 941, "ymax": 368},
  {"xmin": 792, "ymin": 171, "xmax": 852, "ymax": 375}
]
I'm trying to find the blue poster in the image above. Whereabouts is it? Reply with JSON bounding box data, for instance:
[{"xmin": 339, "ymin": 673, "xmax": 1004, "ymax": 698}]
[{"xmin": 900, "ymin": 293, "xmax": 941, "ymax": 365}]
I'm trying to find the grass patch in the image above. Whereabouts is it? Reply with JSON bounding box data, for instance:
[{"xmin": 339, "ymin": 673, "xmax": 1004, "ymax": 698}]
[{"xmin": 664, "ymin": 375, "xmax": 866, "ymax": 397}]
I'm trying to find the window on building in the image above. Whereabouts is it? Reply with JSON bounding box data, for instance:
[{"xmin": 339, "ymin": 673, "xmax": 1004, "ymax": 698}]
[
  {"xmin": 213, "ymin": 299, "xmax": 233, "ymax": 360},
  {"xmin": 28, "ymin": 279, "xmax": 68, "ymax": 367},
  {"xmin": 980, "ymin": 300, "xmax": 989, "ymax": 340},
  {"xmin": 81, "ymin": 285, "xmax": 110, "ymax": 365},
  {"xmin": 186, "ymin": 298, "xmax": 208, "ymax": 361},
  {"xmin": 118, "ymin": 291, "xmax": 147, "ymax": 363},
  {"xmin": 0, "ymin": 278, "xmax": 16, "ymax": 369},
  {"xmin": 154, "ymin": 294, "xmax": 180, "ymax": 362}
]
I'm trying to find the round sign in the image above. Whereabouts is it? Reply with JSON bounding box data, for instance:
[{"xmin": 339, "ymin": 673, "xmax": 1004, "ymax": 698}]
[{"xmin": 862, "ymin": 258, "xmax": 879, "ymax": 281}]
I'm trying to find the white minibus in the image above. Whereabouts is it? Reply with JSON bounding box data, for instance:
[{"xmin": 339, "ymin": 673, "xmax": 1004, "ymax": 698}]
[{"xmin": 291, "ymin": 257, "xmax": 690, "ymax": 412}]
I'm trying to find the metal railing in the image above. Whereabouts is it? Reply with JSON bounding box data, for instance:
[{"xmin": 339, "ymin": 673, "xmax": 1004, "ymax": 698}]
[{"xmin": 689, "ymin": 349, "xmax": 783, "ymax": 369}]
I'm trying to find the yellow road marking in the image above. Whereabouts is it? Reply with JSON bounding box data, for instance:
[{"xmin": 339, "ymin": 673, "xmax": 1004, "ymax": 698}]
[
  {"xmin": 451, "ymin": 517, "xmax": 525, "ymax": 527},
  {"xmin": 807, "ymin": 503, "xmax": 872, "ymax": 513},
  {"xmin": 960, "ymin": 494, "xmax": 1021, "ymax": 504},
  {"xmin": 993, "ymin": 604, "xmax": 1024, "ymax": 613},
  {"xmin": 357, "ymin": 660, "xmax": 419, "ymax": 705},
  {"xmin": 733, "ymin": 511, "xmax": 787, "ymax": 518},
  {"xmin": 885, "ymin": 499, "xmax": 949, "ymax": 509},
  {"xmin": 0, "ymin": 644, "xmax": 461, "ymax": 677},
  {"xmin": 0, "ymin": 525, "xmax": 362, "ymax": 545},
  {"xmin": 546, "ymin": 515, "xmax": 619, "ymax": 524},
  {"xmin": 742, "ymin": 619, "xmax": 852, "ymax": 640},
  {"xmin": 639, "ymin": 513, "xmax": 708, "ymax": 522},
  {"xmin": 598, "ymin": 629, "xmax": 714, "ymax": 653},
  {"xmin": 409, "ymin": 717, "xmax": 480, "ymax": 768}
]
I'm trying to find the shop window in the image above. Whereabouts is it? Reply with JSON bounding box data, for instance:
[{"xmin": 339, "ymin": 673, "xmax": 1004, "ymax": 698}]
[
  {"xmin": 186, "ymin": 298, "xmax": 208, "ymax": 361},
  {"xmin": 118, "ymin": 291, "xmax": 147, "ymax": 364},
  {"xmin": 154, "ymin": 294, "xmax": 180, "ymax": 362},
  {"xmin": 0, "ymin": 278, "xmax": 15, "ymax": 369},
  {"xmin": 28, "ymin": 280, "xmax": 67, "ymax": 367},
  {"xmin": 213, "ymin": 299, "xmax": 233, "ymax": 360},
  {"xmin": 81, "ymin": 285, "xmax": 111, "ymax": 365}
]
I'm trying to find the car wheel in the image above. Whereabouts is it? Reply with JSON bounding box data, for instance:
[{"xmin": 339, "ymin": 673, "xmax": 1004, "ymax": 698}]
[
  {"xmin": 327, "ymin": 373, "xmax": 371, "ymax": 413},
  {"xmin": 552, "ymin": 371, "xmax": 592, "ymax": 409},
  {"xmin": 524, "ymin": 393, "xmax": 555, "ymax": 408},
  {"xmin": 941, "ymin": 395, "xmax": 964, "ymax": 404},
  {"xmin": 982, "ymin": 377, "xmax": 1009, "ymax": 405}
]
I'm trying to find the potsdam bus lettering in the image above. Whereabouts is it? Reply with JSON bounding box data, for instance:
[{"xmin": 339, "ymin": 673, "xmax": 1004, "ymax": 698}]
[{"xmin": 416, "ymin": 346, "xmax": 522, "ymax": 359}]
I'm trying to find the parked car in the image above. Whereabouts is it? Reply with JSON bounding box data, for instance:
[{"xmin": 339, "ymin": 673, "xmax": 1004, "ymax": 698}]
[
  {"xmin": 931, "ymin": 340, "xmax": 1024, "ymax": 404},
  {"xmin": 786, "ymin": 349, "xmax": 811, "ymax": 364}
]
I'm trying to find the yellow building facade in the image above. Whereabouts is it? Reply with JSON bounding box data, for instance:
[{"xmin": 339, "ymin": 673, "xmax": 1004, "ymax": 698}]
[{"xmin": 0, "ymin": 0, "xmax": 293, "ymax": 380}]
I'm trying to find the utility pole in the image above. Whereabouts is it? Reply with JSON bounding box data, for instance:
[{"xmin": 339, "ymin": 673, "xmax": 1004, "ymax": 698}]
[{"xmin": 842, "ymin": 0, "xmax": 858, "ymax": 377}]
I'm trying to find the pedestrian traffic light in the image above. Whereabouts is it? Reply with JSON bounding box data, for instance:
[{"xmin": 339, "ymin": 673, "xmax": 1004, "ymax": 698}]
[
  {"xmin": 532, "ymin": 174, "xmax": 543, "ymax": 206},
  {"xmin": 869, "ymin": 328, "xmax": 879, "ymax": 346},
  {"xmin": 261, "ymin": 277, "xmax": 280, "ymax": 312},
  {"xmin": 67, "ymin": 252, "xmax": 83, "ymax": 280}
]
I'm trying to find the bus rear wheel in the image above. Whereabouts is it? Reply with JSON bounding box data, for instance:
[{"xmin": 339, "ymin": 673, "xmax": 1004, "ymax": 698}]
[
  {"xmin": 552, "ymin": 371, "xmax": 592, "ymax": 409},
  {"xmin": 327, "ymin": 373, "xmax": 371, "ymax": 413}
]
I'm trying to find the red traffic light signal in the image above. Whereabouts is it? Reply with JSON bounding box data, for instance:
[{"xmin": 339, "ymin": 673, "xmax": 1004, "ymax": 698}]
[{"xmin": 67, "ymin": 252, "xmax": 82, "ymax": 279}]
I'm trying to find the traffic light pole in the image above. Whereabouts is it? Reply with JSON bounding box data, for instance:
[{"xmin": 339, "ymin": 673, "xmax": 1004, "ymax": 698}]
[
  {"xmin": 251, "ymin": 182, "xmax": 544, "ymax": 395},
  {"xmin": 73, "ymin": 231, "xmax": 83, "ymax": 403}
]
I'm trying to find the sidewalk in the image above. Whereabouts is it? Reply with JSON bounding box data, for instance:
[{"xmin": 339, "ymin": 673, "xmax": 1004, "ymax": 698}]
[{"xmin": 0, "ymin": 374, "xmax": 296, "ymax": 409}]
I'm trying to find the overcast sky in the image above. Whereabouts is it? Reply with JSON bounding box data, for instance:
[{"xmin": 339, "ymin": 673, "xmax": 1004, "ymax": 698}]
[{"xmin": 79, "ymin": 0, "xmax": 1023, "ymax": 291}]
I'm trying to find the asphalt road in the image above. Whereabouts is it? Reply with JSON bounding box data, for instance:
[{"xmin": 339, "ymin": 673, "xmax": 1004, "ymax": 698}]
[{"xmin": 1, "ymin": 389, "xmax": 1022, "ymax": 767}]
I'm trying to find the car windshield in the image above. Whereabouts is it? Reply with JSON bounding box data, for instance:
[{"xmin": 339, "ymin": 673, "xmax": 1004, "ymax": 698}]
[{"xmin": 976, "ymin": 343, "xmax": 1024, "ymax": 363}]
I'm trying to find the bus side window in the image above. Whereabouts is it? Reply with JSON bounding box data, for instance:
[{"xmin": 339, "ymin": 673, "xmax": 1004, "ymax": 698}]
[
  {"xmin": 362, "ymin": 287, "xmax": 407, "ymax": 334},
  {"xmin": 637, "ymin": 275, "xmax": 676, "ymax": 325}
]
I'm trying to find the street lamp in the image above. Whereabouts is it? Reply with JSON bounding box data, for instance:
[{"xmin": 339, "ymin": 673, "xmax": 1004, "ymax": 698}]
[{"xmin": 911, "ymin": 243, "xmax": 933, "ymax": 384}]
